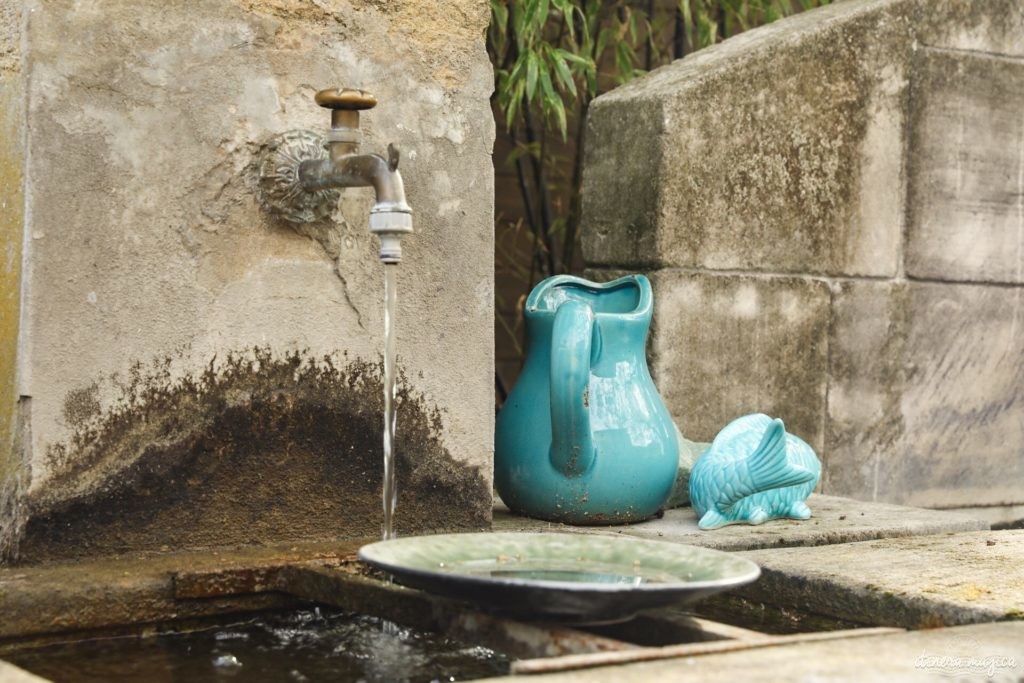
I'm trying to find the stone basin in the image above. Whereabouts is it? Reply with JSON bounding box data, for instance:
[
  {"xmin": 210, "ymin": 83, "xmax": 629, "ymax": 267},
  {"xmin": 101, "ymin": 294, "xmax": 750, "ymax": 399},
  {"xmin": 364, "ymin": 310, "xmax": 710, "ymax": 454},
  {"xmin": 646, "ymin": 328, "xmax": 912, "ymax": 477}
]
[{"xmin": 3, "ymin": 496, "xmax": 1021, "ymax": 682}]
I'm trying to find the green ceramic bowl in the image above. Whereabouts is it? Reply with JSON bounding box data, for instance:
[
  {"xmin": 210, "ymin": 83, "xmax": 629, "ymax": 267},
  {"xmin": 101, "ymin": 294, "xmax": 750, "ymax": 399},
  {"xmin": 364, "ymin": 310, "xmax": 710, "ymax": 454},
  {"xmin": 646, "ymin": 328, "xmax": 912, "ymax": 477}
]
[{"xmin": 359, "ymin": 532, "xmax": 760, "ymax": 623}]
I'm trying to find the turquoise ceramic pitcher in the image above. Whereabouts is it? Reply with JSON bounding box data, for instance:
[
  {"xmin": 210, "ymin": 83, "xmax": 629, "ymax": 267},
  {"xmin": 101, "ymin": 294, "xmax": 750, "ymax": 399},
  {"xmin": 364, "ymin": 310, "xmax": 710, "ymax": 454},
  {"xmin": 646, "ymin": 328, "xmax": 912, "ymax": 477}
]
[{"xmin": 495, "ymin": 275, "xmax": 679, "ymax": 525}]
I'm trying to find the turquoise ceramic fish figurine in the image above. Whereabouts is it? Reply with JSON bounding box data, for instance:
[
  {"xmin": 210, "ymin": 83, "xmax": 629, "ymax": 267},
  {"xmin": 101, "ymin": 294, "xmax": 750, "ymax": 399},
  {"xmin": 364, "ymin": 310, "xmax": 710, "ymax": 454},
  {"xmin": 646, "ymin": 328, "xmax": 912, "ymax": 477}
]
[{"xmin": 688, "ymin": 414, "xmax": 820, "ymax": 530}]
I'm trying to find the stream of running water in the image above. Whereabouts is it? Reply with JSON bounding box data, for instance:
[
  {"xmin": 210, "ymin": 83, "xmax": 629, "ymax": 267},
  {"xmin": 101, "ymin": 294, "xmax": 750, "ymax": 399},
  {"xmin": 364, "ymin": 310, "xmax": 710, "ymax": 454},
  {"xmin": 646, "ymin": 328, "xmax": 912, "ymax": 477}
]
[{"xmin": 382, "ymin": 264, "xmax": 398, "ymax": 541}]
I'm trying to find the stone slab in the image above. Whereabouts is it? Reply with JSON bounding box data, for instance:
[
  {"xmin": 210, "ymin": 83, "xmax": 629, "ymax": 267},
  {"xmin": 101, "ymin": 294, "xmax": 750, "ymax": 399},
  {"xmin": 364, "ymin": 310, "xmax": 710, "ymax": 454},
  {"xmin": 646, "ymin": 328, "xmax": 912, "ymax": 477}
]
[
  {"xmin": 0, "ymin": 539, "xmax": 364, "ymax": 641},
  {"xmin": 739, "ymin": 530, "xmax": 1024, "ymax": 628},
  {"xmin": 824, "ymin": 280, "xmax": 907, "ymax": 500},
  {"xmin": 582, "ymin": 0, "xmax": 1024, "ymax": 280},
  {"xmin": 493, "ymin": 494, "xmax": 989, "ymax": 552},
  {"xmin": 827, "ymin": 280, "xmax": 1024, "ymax": 508},
  {"xmin": 648, "ymin": 270, "xmax": 830, "ymax": 452},
  {"xmin": 0, "ymin": 661, "xmax": 47, "ymax": 683},
  {"xmin": 906, "ymin": 48, "xmax": 1024, "ymax": 284},
  {"xmin": 477, "ymin": 621, "xmax": 1024, "ymax": 682},
  {"xmin": 582, "ymin": 0, "xmax": 915, "ymax": 276}
]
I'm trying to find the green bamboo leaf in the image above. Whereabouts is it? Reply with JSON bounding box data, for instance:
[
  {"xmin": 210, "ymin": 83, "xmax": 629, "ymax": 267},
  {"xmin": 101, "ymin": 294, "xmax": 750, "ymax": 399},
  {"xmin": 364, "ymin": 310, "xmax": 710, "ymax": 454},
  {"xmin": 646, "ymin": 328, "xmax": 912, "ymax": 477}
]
[
  {"xmin": 490, "ymin": 0, "xmax": 508, "ymax": 34},
  {"xmin": 615, "ymin": 41, "xmax": 630, "ymax": 81},
  {"xmin": 539, "ymin": 62, "xmax": 557, "ymax": 103},
  {"xmin": 505, "ymin": 78, "xmax": 525, "ymax": 130},
  {"xmin": 552, "ymin": 97, "xmax": 567, "ymax": 139},
  {"xmin": 555, "ymin": 0, "xmax": 576, "ymax": 41},
  {"xmin": 556, "ymin": 48, "xmax": 590, "ymax": 67},
  {"xmin": 511, "ymin": 2, "xmax": 527, "ymax": 47},
  {"xmin": 585, "ymin": 67, "xmax": 597, "ymax": 96},
  {"xmin": 526, "ymin": 51, "xmax": 540, "ymax": 101},
  {"xmin": 679, "ymin": 0, "xmax": 693, "ymax": 29},
  {"xmin": 509, "ymin": 51, "xmax": 527, "ymax": 82},
  {"xmin": 522, "ymin": 0, "xmax": 538, "ymax": 28},
  {"xmin": 549, "ymin": 50, "xmax": 577, "ymax": 97}
]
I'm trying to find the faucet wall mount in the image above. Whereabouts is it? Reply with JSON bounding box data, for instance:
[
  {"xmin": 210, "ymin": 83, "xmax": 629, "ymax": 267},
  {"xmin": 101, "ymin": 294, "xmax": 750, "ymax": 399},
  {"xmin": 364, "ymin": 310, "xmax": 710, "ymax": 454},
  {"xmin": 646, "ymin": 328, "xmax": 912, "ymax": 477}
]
[
  {"xmin": 258, "ymin": 130, "xmax": 340, "ymax": 224},
  {"xmin": 257, "ymin": 87, "xmax": 412, "ymax": 264}
]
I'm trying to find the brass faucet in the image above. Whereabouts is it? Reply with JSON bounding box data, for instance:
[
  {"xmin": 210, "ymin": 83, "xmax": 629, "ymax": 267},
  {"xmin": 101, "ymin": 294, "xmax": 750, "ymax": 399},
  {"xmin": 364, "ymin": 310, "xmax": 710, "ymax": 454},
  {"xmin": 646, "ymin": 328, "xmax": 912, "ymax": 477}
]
[{"xmin": 258, "ymin": 87, "xmax": 412, "ymax": 264}]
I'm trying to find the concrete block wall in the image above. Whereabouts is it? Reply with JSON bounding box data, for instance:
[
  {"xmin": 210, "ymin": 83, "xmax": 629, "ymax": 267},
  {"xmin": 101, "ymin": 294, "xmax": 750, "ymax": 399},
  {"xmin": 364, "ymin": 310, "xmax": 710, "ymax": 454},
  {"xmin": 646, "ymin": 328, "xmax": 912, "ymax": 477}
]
[
  {"xmin": 581, "ymin": 0, "xmax": 1024, "ymax": 517},
  {"xmin": 0, "ymin": 0, "xmax": 495, "ymax": 562}
]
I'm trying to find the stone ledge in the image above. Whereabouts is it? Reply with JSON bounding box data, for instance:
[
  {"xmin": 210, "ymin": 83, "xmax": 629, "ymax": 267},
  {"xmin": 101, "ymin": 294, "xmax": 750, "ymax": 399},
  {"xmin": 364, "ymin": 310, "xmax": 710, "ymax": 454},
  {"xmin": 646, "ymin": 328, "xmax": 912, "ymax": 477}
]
[
  {"xmin": 476, "ymin": 621, "xmax": 1024, "ymax": 682},
  {"xmin": 738, "ymin": 530, "xmax": 1024, "ymax": 628},
  {"xmin": 0, "ymin": 540, "xmax": 364, "ymax": 641},
  {"xmin": 493, "ymin": 494, "xmax": 989, "ymax": 552}
]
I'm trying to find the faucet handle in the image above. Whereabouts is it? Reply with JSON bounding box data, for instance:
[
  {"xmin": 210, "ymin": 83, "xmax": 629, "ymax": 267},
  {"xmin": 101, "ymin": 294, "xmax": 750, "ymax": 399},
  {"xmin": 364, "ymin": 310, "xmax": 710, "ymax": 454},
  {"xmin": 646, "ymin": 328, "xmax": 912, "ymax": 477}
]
[{"xmin": 314, "ymin": 88, "xmax": 377, "ymax": 110}]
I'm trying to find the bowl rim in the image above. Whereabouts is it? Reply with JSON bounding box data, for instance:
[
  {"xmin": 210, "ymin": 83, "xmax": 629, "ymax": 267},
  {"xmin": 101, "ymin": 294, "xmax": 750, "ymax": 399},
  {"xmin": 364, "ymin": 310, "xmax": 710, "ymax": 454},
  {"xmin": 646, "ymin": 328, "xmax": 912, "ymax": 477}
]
[{"xmin": 358, "ymin": 531, "xmax": 761, "ymax": 595}]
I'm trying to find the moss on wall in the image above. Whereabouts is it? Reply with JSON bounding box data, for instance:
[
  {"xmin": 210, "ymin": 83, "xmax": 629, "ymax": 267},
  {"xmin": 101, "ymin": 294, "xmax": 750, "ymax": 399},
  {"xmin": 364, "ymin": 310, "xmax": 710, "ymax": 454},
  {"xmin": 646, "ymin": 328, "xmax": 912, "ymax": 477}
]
[{"xmin": 16, "ymin": 349, "xmax": 490, "ymax": 564}]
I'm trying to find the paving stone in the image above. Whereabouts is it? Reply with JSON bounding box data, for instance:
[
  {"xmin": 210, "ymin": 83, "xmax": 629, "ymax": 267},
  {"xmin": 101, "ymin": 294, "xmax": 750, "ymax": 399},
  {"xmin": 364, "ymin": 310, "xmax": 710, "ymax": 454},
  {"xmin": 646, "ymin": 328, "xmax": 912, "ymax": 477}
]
[
  {"xmin": 739, "ymin": 530, "xmax": 1024, "ymax": 628},
  {"xmin": 493, "ymin": 494, "xmax": 988, "ymax": 552},
  {"xmin": 477, "ymin": 621, "xmax": 1024, "ymax": 682}
]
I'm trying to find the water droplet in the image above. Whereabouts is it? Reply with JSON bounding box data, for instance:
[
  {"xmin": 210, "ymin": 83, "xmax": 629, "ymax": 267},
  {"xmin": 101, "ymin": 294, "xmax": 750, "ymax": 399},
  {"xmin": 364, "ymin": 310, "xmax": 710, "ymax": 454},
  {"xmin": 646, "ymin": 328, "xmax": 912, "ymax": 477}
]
[{"xmin": 213, "ymin": 654, "xmax": 242, "ymax": 669}]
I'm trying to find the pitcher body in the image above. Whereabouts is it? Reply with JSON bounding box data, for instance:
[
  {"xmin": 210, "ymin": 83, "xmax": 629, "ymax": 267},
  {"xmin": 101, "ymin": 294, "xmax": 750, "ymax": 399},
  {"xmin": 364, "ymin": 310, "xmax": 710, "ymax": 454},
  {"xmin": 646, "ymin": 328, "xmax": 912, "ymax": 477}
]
[{"xmin": 495, "ymin": 275, "xmax": 679, "ymax": 524}]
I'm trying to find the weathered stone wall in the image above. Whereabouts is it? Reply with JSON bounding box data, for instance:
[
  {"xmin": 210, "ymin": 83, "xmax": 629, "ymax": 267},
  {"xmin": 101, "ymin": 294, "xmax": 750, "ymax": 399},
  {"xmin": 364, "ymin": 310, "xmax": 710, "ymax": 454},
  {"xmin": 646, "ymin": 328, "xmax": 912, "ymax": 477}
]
[
  {"xmin": 1, "ymin": 0, "xmax": 495, "ymax": 562},
  {"xmin": 582, "ymin": 0, "xmax": 1024, "ymax": 517},
  {"xmin": 0, "ymin": 0, "xmax": 27, "ymax": 563}
]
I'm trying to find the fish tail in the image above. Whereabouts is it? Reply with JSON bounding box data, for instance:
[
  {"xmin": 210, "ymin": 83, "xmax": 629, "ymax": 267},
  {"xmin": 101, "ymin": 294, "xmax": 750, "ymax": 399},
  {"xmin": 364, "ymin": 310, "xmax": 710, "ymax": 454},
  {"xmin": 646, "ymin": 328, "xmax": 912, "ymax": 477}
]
[
  {"xmin": 749, "ymin": 418, "xmax": 816, "ymax": 489},
  {"xmin": 721, "ymin": 419, "xmax": 816, "ymax": 508}
]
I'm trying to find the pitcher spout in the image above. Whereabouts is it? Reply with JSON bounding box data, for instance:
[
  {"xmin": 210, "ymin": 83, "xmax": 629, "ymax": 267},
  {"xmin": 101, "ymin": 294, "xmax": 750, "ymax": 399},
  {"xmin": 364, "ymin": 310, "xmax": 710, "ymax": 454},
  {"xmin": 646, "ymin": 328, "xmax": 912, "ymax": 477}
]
[{"xmin": 525, "ymin": 274, "xmax": 652, "ymax": 322}]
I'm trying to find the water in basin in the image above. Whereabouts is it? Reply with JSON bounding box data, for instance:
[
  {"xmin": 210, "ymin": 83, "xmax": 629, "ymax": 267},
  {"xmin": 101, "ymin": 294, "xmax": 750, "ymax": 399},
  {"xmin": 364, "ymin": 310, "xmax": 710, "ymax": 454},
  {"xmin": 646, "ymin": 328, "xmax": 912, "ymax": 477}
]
[{"xmin": 5, "ymin": 607, "xmax": 508, "ymax": 683}]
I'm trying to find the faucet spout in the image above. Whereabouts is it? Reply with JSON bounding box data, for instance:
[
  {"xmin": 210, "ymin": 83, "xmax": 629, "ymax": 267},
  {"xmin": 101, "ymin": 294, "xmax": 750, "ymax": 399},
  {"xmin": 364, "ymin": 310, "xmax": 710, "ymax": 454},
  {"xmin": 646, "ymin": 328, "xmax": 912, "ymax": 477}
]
[
  {"xmin": 298, "ymin": 149, "xmax": 408, "ymax": 210},
  {"xmin": 298, "ymin": 146, "xmax": 412, "ymax": 264}
]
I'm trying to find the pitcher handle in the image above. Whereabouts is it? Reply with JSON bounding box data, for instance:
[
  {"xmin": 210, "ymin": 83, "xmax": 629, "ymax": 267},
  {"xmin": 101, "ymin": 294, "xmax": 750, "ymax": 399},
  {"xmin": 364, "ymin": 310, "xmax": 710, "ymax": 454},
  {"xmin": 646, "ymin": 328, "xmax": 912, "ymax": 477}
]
[{"xmin": 549, "ymin": 299, "xmax": 596, "ymax": 477}]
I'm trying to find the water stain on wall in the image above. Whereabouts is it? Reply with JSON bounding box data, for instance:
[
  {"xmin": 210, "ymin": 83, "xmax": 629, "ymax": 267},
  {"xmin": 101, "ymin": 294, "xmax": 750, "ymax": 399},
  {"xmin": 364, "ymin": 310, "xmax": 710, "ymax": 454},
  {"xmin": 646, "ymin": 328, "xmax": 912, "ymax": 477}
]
[{"xmin": 13, "ymin": 349, "xmax": 490, "ymax": 564}]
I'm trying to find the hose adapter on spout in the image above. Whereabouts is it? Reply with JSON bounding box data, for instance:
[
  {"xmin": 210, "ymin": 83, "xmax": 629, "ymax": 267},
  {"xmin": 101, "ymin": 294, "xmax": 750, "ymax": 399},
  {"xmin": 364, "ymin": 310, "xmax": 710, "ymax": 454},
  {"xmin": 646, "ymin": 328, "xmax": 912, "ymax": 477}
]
[
  {"xmin": 367, "ymin": 143, "xmax": 412, "ymax": 265},
  {"xmin": 257, "ymin": 87, "xmax": 412, "ymax": 264}
]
